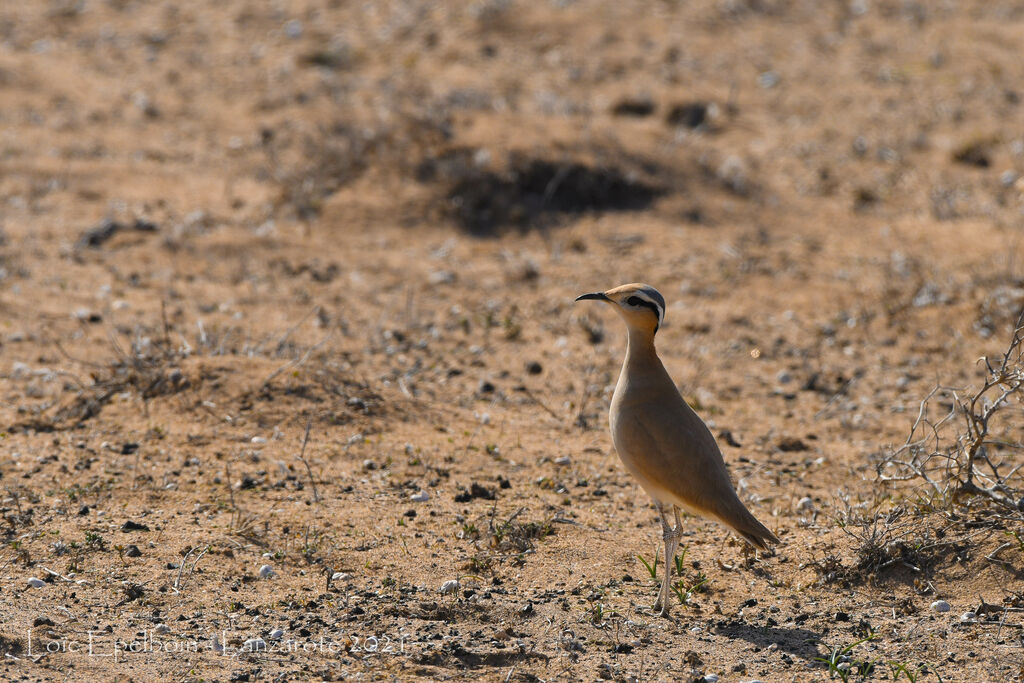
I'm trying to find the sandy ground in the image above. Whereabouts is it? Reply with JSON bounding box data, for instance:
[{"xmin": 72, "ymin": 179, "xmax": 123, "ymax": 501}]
[{"xmin": 2, "ymin": 1, "xmax": 1024, "ymax": 681}]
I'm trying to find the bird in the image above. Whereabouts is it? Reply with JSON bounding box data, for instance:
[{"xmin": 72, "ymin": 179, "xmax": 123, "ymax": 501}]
[{"xmin": 575, "ymin": 283, "xmax": 778, "ymax": 616}]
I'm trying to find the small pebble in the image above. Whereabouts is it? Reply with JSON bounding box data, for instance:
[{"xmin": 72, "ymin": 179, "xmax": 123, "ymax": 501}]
[
  {"xmin": 440, "ymin": 579, "xmax": 460, "ymax": 595},
  {"xmin": 332, "ymin": 572, "xmax": 350, "ymax": 582},
  {"xmin": 758, "ymin": 70, "xmax": 779, "ymax": 88},
  {"xmin": 960, "ymin": 611, "xmax": 977, "ymax": 623},
  {"xmin": 931, "ymin": 600, "xmax": 951, "ymax": 613},
  {"xmin": 154, "ymin": 624, "xmax": 169, "ymax": 634},
  {"xmin": 704, "ymin": 676, "xmax": 719, "ymax": 683},
  {"xmin": 796, "ymin": 497, "xmax": 814, "ymax": 512},
  {"xmin": 258, "ymin": 564, "xmax": 275, "ymax": 579},
  {"xmin": 554, "ymin": 455, "xmax": 571, "ymax": 466},
  {"xmin": 251, "ymin": 436, "xmax": 267, "ymax": 445},
  {"xmin": 269, "ymin": 628, "xmax": 284, "ymax": 640},
  {"xmin": 27, "ymin": 577, "xmax": 45, "ymax": 588},
  {"xmin": 429, "ymin": 270, "xmax": 456, "ymax": 285},
  {"xmin": 410, "ymin": 490, "xmax": 429, "ymax": 502}
]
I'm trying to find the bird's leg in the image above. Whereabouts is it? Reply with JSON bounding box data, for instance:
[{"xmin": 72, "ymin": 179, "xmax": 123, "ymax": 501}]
[{"xmin": 654, "ymin": 502, "xmax": 681, "ymax": 617}]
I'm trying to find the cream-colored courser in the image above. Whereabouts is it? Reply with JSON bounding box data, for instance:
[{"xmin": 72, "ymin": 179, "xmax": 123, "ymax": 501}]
[{"xmin": 576, "ymin": 283, "xmax": 778, "ymax": 616}]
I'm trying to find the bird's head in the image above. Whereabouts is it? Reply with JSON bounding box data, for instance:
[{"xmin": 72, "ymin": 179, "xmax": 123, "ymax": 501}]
[{"xmin": 575, "ymin": 283, "xmax": 666, "ymax": 335}]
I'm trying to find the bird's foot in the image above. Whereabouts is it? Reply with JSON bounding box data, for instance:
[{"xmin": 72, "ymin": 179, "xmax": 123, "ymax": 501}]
[{"xmin": 652, "ymin": 598, "xmax": 673, "ymax": 619}]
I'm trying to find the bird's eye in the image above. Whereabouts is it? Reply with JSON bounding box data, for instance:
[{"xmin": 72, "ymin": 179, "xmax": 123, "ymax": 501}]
[{"xmin": 625, "ymin": 296, "xmax": 642, "ymax": 307}]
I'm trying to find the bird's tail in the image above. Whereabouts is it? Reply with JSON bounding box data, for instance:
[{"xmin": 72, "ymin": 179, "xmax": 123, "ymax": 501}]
[
  {"xmin": 735, "ymin": 521, "xmax": 780, "ymax": 551},
  {"xmin": 716, "ymin": 501, "xmax": 780, "ymax": 550}
]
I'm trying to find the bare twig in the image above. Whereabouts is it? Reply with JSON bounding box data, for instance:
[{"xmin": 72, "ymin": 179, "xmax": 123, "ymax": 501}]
[
  {"xmin": 261, "ymin": 330, "xmax": 333, "ymax": 386},
  {"xmin": 879, "ymin": 311, "xmax": 1024, "ymax": 518},
  {"xmin": 521, "ymin": 385, "xmax": 561, "ymax": 421},
  {"xmin": 296, "ymin": 421, "xmax": 321, "ymax": 503}
]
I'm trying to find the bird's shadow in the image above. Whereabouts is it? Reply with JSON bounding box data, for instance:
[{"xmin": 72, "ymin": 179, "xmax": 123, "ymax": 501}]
[{"xmin": 712, "ymin": 620, "xmax": 823, "ymax": 662}]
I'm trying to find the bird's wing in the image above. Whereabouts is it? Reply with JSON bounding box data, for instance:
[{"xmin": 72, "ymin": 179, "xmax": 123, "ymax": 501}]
[{"xmin": 617, "ymin": 392, "xmax": 737, "ymax": 517}]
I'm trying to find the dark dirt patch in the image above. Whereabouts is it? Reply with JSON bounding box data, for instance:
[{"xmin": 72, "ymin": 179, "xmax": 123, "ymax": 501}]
[{"xmin": 421, "ymin": 151, "xmax": 666, "ymax": 235}]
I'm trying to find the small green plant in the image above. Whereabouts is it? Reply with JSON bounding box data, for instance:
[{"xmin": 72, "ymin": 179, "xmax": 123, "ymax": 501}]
[
  {"xmin": 888, "ymin": 661, "xmax": 920, "ymax": 682},
  {"xmin": 84, "ymin": 531, "xmax": 106, "ymax": 550},
  {"xmin": 815, "ymin": 632, "xmax": 878, "ymax": 681},
  {"xmin": 1006, "ymin": 528, "xmax": 1024, "ymax": 553},
  {"xmin": 637, "ymin": 551, "xmax": 659, "ymax": 581},
  {"xmin": 671, "ymin": 573, "xmax": 709, "ymax": 607},
  {"xmin": 673, "ymin": 546, "xmax": 688, "ymax": 576},
  {"xmin": 463, "ymin": 553, "xmax": 492, "ymax": 575}
]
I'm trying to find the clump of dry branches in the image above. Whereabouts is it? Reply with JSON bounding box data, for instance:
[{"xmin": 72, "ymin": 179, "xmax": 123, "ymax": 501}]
[
  {"xmin": 828, "ymin": 493, "xmax": 978, "ymax": 586},
  {"xmin": 880, "ymin": 311, "xmax": 1024, "ymax": 517}
]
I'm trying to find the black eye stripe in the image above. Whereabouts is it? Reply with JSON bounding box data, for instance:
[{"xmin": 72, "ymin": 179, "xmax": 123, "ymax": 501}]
[{"xmin": 625, "ymin": 296, "xmax": 661, "ymax": 319}]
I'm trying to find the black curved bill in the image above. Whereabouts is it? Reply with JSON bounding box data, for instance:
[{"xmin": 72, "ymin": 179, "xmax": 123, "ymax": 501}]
[{"xmin": 575, "ymin": 292, "xmax": 610, "ymax": 302}]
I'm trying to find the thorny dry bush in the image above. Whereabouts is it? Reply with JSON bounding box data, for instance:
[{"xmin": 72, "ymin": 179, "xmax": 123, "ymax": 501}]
[
  {"xmin": 822, "ymin": 313, "xmax": 1024, "ymax": 585},
  {"xmin": 9, "ymin": 311, "xmax": 380, "ymax": 433},
  {"xmin": 879, "ymin": 311, "xmax": 1024, "ymax": 515},
  {"xmin": 10, "ymin": 322, "xmax": 191, "ymax": 432},
  {"xmin": 828, "ymin": 493, "xmax": 979, "ymax": 586}
]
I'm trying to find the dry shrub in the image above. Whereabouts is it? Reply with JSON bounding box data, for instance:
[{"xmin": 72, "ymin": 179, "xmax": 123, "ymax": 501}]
[
  {"xmin": 828, "ymin": 494, "xmax": 974, "ymax": 585},
  {"xmin": 11, "ymin": 325, "xmax": 189, "ymax": 432},
  {"xmin": 879, "ymin": 312, "xmax": 1024, "ymax": 516}
]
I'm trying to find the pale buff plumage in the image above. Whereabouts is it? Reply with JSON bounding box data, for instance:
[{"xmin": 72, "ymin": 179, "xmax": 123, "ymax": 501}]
[{"xmin": 576, "ymin": 283, "xmax": 778, "ymax": 616}]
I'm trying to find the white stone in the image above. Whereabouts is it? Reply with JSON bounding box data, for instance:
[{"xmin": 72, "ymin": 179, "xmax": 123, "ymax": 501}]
[
  {"xmin": 332, "ymin": 572, "xmax": 350, "ymax": 582},
  {"xmin": 439, "ymin": 579, "xmax": 460, "ymax": 595},
  {"xmin": 153, "ymin": 624, "xmax": 169, "ymax": 634},
  {"xmin": 960, "ymin": 611, "xmax": 977, "ymax": 622},
  {"xmin": 27, "ymin": 577, "xmax": 45, "ymax": 588},
  {"xmin": 258, "ymin": 564, "xmax": 275, "ymax": 579},
  {"xmin": 410, "ymin": 491, "xmax": 429, "ymax": 502},
  {"xmin": 269, "ymin": 628, "xmax": 284, "ymax": 640},
  {"xmin": 931, "ymin": 600, "xmax": 951, "ymax": 613}
]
